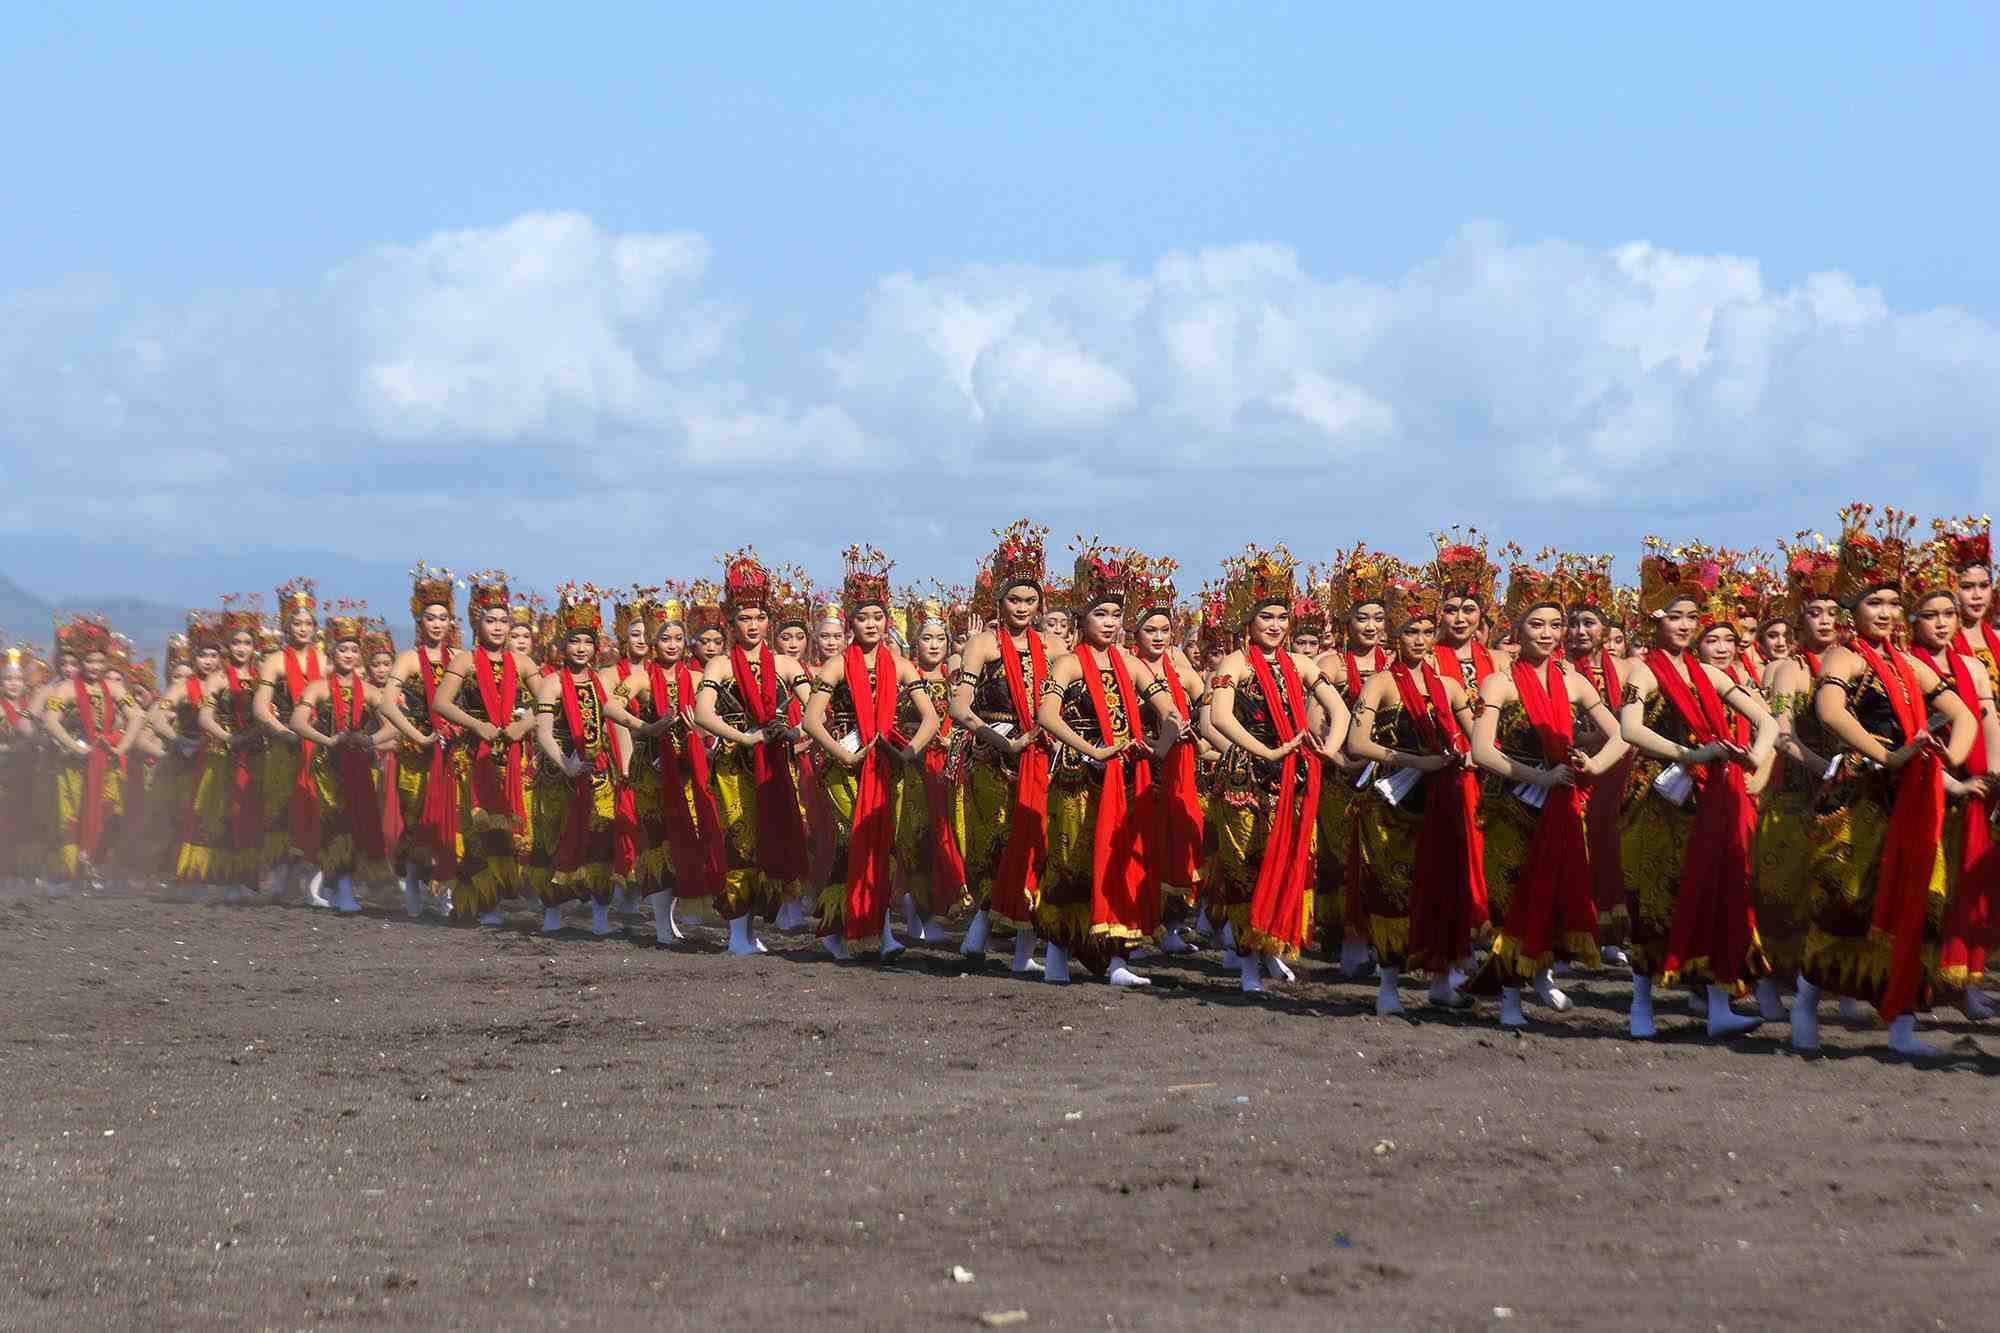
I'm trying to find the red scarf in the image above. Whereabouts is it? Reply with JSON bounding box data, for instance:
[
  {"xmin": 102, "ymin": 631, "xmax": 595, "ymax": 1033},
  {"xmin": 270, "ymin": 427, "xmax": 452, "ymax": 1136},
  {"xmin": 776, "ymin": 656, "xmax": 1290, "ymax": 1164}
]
[
  {"xmin": 468, "ymin": 648, "xmax": 526, "ymax": 827},
  {"xmin": 990, "ymin": 631, "xmax": 1052, "ymax": 925},
  {"xmin": 1500, "ymin": 656, "xmax": 1596, "ymax": 964},
  {"xmin": 328, "ymin": 672, "xmax": 386, "ymax": 864},
  {"xmin": 1150, "ymin": 655, "xmax": 1203, "ymax": 888},
  {"xmin": 1920, "ymin": 645, "xmax": 1995, "ymax": 980},
  {"xmin": 284, "ymin": 648, "xmax": 323, "ymax": 855},
  {"xmin": 1852, "ymin": 637, "xmax": 1947, "ymax": 1020},
  {"xmin": 551, "ymin": 665, "xmax": 609, "ymax": 874},
  {"xmin": 729, "ymin": 641, "xmax": 808, "ymax": 883},
  {"xmin": 840, "ymin": 644, "xmax": 901, "ymax": 941},
  {"xmin": 640, "ymin": 660, "xmax": 723, "ymax": 898},
  {"xmin": 0, "ymin": 696, "xmax": 18, "ymax": 730},
  {"xmin": 176, "ymin": 679, "xmax": 210, "ymax": 853},
  {"xmin": 71, "ymin": 678, "xmax": 117, "ymax": 860},
  {"xmin": 912, "ymin": 671, "xmax": 968, "ymax": 897},
  {"xmin": 1648, "ymin": 649, "xmax": 1757, "ymax": 984},
  {"xmin": 1076, "ymin": 644, "xmax": 1154, "ymax": 938},
  {"xmin": 221, "ymin": 665, "xmax": 261, "ymax": 854},
  {"xmin": 1388, "ymin": 658, "xmax": 1488, "ymax": 968},
  {"xmin": 1245, "ymin": 649, "xmax": 1323, "ymax": 952},
  {"xmin": 1952, "ymin": 621, "xmax": 2000, "ymax": 682},
  {"xmin": 1436, "ymin": 639, "xmax": 1497, "ymax": 691},
  {"xmin": 1339, "ymin": 645, "xmax": 1389, "ymax": 934},
  {"xmin": 609, "ymin": 660, "xmax": 641, "ymax": 880},
  {"xmin": 416, "ymin": 647, "xmax": 459, "ymax": 877}
]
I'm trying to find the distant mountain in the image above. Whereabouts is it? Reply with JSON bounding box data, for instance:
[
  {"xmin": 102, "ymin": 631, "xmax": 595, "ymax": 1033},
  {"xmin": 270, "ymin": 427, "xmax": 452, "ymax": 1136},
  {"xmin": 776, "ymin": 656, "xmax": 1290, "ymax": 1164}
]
[{"xmin": 0, "ymin": 572, "xmax": 190, "ymax": 668}]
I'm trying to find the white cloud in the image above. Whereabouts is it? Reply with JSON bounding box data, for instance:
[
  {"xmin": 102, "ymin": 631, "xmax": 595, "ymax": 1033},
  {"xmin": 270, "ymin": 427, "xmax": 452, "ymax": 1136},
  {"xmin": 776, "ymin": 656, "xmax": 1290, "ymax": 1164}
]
[{"xmin": 2, "ymin": 214, "xmax": 1995, "ymax": 586}]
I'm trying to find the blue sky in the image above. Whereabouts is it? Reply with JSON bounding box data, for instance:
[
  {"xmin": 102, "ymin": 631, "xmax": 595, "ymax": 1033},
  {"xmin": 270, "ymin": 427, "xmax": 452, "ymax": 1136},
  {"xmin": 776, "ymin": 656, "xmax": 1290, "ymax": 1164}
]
[{"xmin": 3, "ymin": 4, "xmax": 1996, "ymax": 623}]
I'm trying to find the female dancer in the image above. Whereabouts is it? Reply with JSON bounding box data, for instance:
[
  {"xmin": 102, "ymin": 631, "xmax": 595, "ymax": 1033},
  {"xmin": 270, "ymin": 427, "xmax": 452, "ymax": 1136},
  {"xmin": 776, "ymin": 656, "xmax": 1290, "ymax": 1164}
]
[
  {"xmin": 893, "ymin": 591, "xmax": 968, "ymax": 943},
  {"xmin": 1470, "ymin": 594, "xmax": 1627, "ymax": 1026},
  {"xmin": 947, "ymin": 521, "xmax": 1056, "ymax": 972},
  {"xmin": 1207, "ymin": 546, "xmax": 1350, "ymax": 992},
  {"xmin": 529, "ymin": 589, "xmax": 621, "ymax": 936},
  {"xmin": 1557, "ymin": 555, "xmax": 1634, "ymax": 965},
  {"xmin": 388, "ymin": 566, "xmax": 458, "ymax": 918},
  {"xmin": 1314, "ymin": 547, "xmax": 1396, "ymax": 976},
  {"xmin": 289, "ymin": 610, "xmax": 401, "ymax": 913},
  {"xmin": 42, "ymin": 616, "xmax": 140, "ymax": 889},
  {"xmin": 1344, "ymin": 584, "xmax": 1483, "ymax": 1014},
  {"xmin": 0, "ymin": 642, "xmax": 46, "ymax": 892},
  {"xmin": 150, "ymin": 617, "xmax": 223, "ymax": 898},
  {"xmin": 1618, "ymin": 543, "xmax": 1780, "ymax": 1039},
  {"xmin": 1794, "ymin": 508, "xmax": 1977, "ymax": 1056},
  {"xmin": 253, "ymin": 581, "xmax": 329, "ymax": 905},
  {"xmin": 801, "ymin": 547, "xmax": 940, "ymax": 958},
  {"xmin": 194, "ymin": 602, "xmax": 270, "ymax": 903},
  {"xmin": 1128, "ymin": 556, "xmax": 1208, "ymax": 956},
  {"xmin": 692, "ymin": 551, "xmax": 812, "ymax": 956},
  {"xmin": 1032, "ymin": 545, "xmax": 1184, "ymax": 985},
  {"xmin": 430, "ymin": 573, "xmax": 542, "ymax": 925}
]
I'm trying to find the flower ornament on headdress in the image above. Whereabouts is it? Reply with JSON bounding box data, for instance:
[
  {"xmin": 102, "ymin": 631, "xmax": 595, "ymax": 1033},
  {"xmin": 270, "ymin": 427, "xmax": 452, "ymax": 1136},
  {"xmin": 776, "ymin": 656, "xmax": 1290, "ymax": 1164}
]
[
  {"xmin": 986, "ymin": 519, "xmax": 1049, "ymax": 600},
  {"xmin": 769, "ymin": 565, "xmax": 813, "ymax": 631},
  {"xmin": 1067, "ymin": 535, "xmax": 1134, "ymax": 617},
  {"xmin": 1938, "ymin": 513, "xmax": 1992, "ymax": 575},
  {"xmin": 1832, "ymin": 503, "xmax": 1916, "ymax": 608},
  {"xmin": 1385, "ymin": 569, "xmax": 1439, "ymax": 630},
  {"xmin": 554, "ymin": 582, "xmax": 604, "ymax": 638},
  {"xmin": 275, "ymin": 577, "xmax": 318, "ymax": 622},
  {"xmin": 909, "ymin": 582, "xmax": 951, "ymax": 637},
  {"xmin": 1552, "ymin": 552, "xmax": 1616, "ymax": 618},
  {"xmin": 1907, "ymin": 530, "xmax": 1961, "ymax": 611},
  {"xmin": 465, "ymin": 569, "xmax": 512, "ymax": 627},
  {"xmin": 218, "ymin": 593, "xmax": 264, "ymax": 641},
  {"xmin": 1638, "ymin": 537, "xmax": 1723, "ymax": 620},
  {"xmin": 1431, "ymin": 527, "xmax": 1499, "ymax": 608},
  {"xmin": 1128, "ymin": 553, "xmax": 1181, "ymax": 629},
  {"xmin": 1777, "ymin": 529, "xmax": 1841, "ymax": 622},
  {"xmin": 325, "ymin": 598, "xmax": 369, "ymax": 646},
  {"xmin": 685, "ymin": 579, "xmax": 726, "ymax": 636},
  {"xmin": 361, "ymin": 617, "xmax": 396, "ymax": 661},
  {"xmin": 1717, "ymin": 549, "xmax": 1781, "ymax": 627},
  {"xmin": 165, "ymin": 633, "xmax": 191, "ymax": 673},
  {"xmin": 510, "ymin": 590, "xmax": 545, "ymax": 630},
  {"xmin": 409, "ymin": 561, "xmax": 456, "ymax": 624},
  {"xmin": 54, "ymin": 611, "xmax": 115, "ymax": 659},
  {"xmin": 1327, "ymin": 544, "xmax": 1395, "ymax": 622},
  {"xmin": 612, "ymin": 584, "xmax": 659, "ymax": 644},
  {"xmin": 841, "ymin": 544, "xmax": 895, "ymax": 618},
  {"xmin": 647, "ymin": 580, "xmax": 687, "ymax": 636},
  {"xmin": 185, "ymin": 609, "xmax": 224, "ymax": 653},
  {"xmin": 1222, "ymin": 543, "xmax": 1299, "ymax": 627},
  {"xmin": 720, "ymin": 547, "xmax": 773, "ymax": 611},
  {"xmin": 1197, "ymin": 580, "xmax": 1235, "ymax": 654},
  {"xmin": 1291, "ymin": 564, "xmax": 1328, "ymax": 637},
  {"xmin": 1498, "ymin": 544, "xmax": 1565, "ymax": 628}
]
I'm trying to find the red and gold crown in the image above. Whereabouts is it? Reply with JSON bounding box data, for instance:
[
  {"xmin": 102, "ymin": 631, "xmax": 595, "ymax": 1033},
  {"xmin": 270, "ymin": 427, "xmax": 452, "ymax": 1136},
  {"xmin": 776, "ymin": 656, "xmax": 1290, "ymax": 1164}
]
[
  {"xmin": 720, "ymin": 547, "xmax": 773, "ymax": 610},
  {"xmin": 511, "ymin": 595, "xmax": 541, "ymax": 629},
  {"xmin": 1907, "ymin": 533, "xmax": 1960, "ymax": 609},
  {"xmin": 54, "ymin": 612, "xmax": 114, "ymax": 658},
  {"xmin": 466, "ymin": 570, "xmax": 511, "ymax": 624},
  {"xmin": 1067, "ymin": 536, "xmax": 1134, "ymax": 618},
  {"xmin": 1833, "ymin": 503, "xmax": 1915, "ymax": 607},
  {"xmin": 409, "ymin": 562, "xmax": 456, "ymax": 623},
  {"xmin": 770, "ymin": 565, "xmax": 814, "ymax": 630},
  {"xmin": 612, "ymin": 584, "xmax": 658, "ymax": 643},
  {"xmin": 165, "ymin": 633, "xmax": 191, "ymax": 672},
  {"xmin": 1222, "ymin": 543, "xmax": 1300, "ymax": 626},
  {"xmin": 1938, "ymin": 514, "xmax": 1992, "ymax": 574},
  {"xmin": 647, "ymin": 582, "xmax": 687, "ymax": 636},
  {"xmin": 1328, "ymin": 544, "xmax": 1397, "ymax": 621},
  {"xmin": 1718, "ymin": 551, "xmax": 1781, "ymax": 626},
  {"xmin": 1291, "ymin": 566, "xmax": 1328, "ymax": 636},
  {"xmin": 987, "ymin": 519, "xmax": 1049, "ymax": 598},
  {"xmin": 1431, "ymin": 528, "xmax": 1499, "ymax": 607},
  {"xmin": 908, "ymin": 586, "xmax": 949, "ymax": 637},
  {"xmin": 325, "ymin": 599, "xmax": 369, "ymax": 645},
  {"xmin": 1386, "ymin": 571, "xmax": 1440, "ymax": 629},
  {"xmin": 534, "ymin": 613, "xmax": 560, "ymax": 665},
  {"xmin": 686, "ymin": 579, "xmax": 726, "ymax": 635},
  {"xmin": 1498, "ymin": 544, "xmax": 1564, "ymax": 628},
  {"xmin": 1776, "ymin": 530, "xmax": 1840, "ymax": 619},
  {"xmin": 968, "ymin": 568, "xmax": 997, "ymax": 622},
  {"xmin": 1549, "ymin": 552, "xmax": 1615, "ymax": 617},
  {"xmin": 841, "ymin": 544, "xmax": 895, "ymax": 617},
  {"xmin": 1197, "ymin": 580, "xmax": 1235, "ymax": 654},
  {"xmin": 4, "ymin": 640, "xmax": 51, "ymax": 688},
  {"xmin": 554, "ymin": 583, "xmax": 604, "ymax": 638},
  {"xmin": 1128, "ymin": 553, "xmax": 1180, "ymax": 628},
  {"xmin": 185, "ymin": 609, "xmax": 223, "ymax": 653},
  {"xmin": 218, "ymin": 593, "xmax": 263, "ymax": 640},
  {"xmin": 361, "ymin": 617, "xmax": 396, "ymax": 660},
  {"xmin": 275, "ymin": 577, "xmax": 318, "ymax": 622},
  {"xmin": 1638, "ymin": 538, "xmax": 1724, "ymax": 619}
]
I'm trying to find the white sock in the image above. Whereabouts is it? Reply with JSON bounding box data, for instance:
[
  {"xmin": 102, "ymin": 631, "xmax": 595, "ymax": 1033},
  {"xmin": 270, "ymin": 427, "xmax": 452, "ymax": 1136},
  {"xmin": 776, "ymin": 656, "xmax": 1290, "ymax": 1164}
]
[
  {"xmin": 1630, "ymin": 974, "xmax": 1656, "ymax": 1038},
  {"xmin": 821, "ymin": 933, "xmax": 850, "ymax": 960},
  {"xmin": 542, "ymin": 905, "xmax": 563, "ymax": 933},
  {"xmin": 1042, "ymin": 943, "xmax": 1071, "ymax": 983},
  {"xmin": 1108, "ymin": 954, "xmax": 1150, "ymax": 987},
  {"xmin": 961, "ymin": 909, "xmax": 991, "ymax": 957},
  {"xmin": 727, "ymin": 914, "xmax": 757, "ymax": 955},
  {"xmin": 590, "ymin": 900, "xmax": 612, "ymax": 936},
  {"xmin": 1011, "ymin": 929, "xmax": 1040, "ymax": 972}
]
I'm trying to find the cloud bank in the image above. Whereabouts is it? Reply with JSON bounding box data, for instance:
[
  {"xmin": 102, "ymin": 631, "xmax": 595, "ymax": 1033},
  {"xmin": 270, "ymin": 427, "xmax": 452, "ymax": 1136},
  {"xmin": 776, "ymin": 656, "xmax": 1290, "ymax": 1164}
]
[{"xmin": 3, "ymin": 212, "xmax": 1992, "ymax": 590}]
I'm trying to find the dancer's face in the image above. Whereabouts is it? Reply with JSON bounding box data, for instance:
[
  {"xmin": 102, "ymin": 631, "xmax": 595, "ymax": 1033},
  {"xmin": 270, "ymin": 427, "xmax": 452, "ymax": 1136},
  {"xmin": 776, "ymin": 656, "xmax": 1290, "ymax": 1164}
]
[
  {"xmin": 814, "ymin": 619, "xmax": 846, "ymax": 661},
  {"xmin": 1396, "ymin": 618, "xmax": 1437, "ymax": 665},
  {"xmin": 1440, "ymin": 596, "xmax": 1482, "ymax": 646},
  {"xmin": 1001, "ymin": 584, "xmax": 1041, "ymax": 632},
  {"xmin": 1854, "ymin": 587, "xmax": 1902, "ymax": 642},
  {"xmin": 849, "ymin": 605, "xmax": 886, "ymax": 649},
  {"xmin": 1655, "ymin": 599, "xmax": 1698, "ymax": 653},
  {"xmin": 565, "ymin": 632, "xmax": 596, "ymax": 669},
  {"xmin": 479, "ymin": 608, "xmax": 511, "ymax": 651},
  {"xmin": 1800, "ymin": 599, "xmax": 1841, "ymax": 650},
  {"xmin": 227, "ymin": 631, "xmax": 256, "ymax": 667},
  {"xmin": 1566, "ymin": 609, "xmax": 1604, "ymax": 657},
  {"xmin": 194, "ymin": 647, "xmax": 221, "ymax": 677},
  {"xmin": 1081, "ymin": 601, "xmax": 1120, "ymax": 649},
  {"xmin": 81, "ymin": 651, "xmax": 107, "ymax": 684},
  {"xmin": 1604, "ymin": 626, "xmax": 1628, "ymax": 658},
  {"xmin": 654, "ymin": 623, "xmax": 685, "ymax": 664},
  {"xmin": 1250, "ymin": 603, "xmax": 1289, "ymax": 651},
  {"xmin": 1136, "ymin": 612, "xmax": 1173, "ymax": 660},
  {"xmin": 1758, "ymin": 621, "xmax": 1792, "ymax": 662},
  {"xmin": 1205, "ymin": 646, "xmax": 1226, "ymax": 673},
  {"xmin": 421, "ymin": 603, "xmax": 452, "ymax": 648},
  {"xmin": 0, "ymin": 667, "xmax": 20, "ymax": 701},
  {"xmin": 1518, "ymin": 605, "xmax": 1563, "ymax": 661},
  {"xmin": 1291, "ymin": 629, "xmax": 1320, "ymax": 658},
  {"xmin": 695, "ymin": 628, "xmax": 726, "ymax": 662},
  {"xmin": 1347, "ymin": 603, "xmax": 1386, "ymax": 649},
  {"xmin": 368, "ymin": 652, "xmax": 394, "ymax": 686},
  {"xmin": 1697, "ymin": 627, "xmax": 1737, "ymax": 668},
  {"xmin": 1956, "ymin": 564, "xmax": 1992, "ymax": 628},
  {"xmin": 916, "ymin": 624, "xmax": 949, "ymax": 669},
  {"xmin": 1911, "ymin": 594, "xmax": 1958, "ymax": 652},
  {"xmin": 775, "ymin": 625, "xmax": 808, "ymax": 658},
  {"xmin": 732, "ymin": 606, "xmax": 768, "ymax": 649},
  {"xmin": 508, "ymin": 624, "xmax": 535, "ymax": 656},
  {"xmin": 626, "ymin": 616, "xmax": 651, "ymax": 659},
  {"xmin": 333, "ymin": 640, "xmax": 362, "ymax": 673},
  {"xmin": 287, "ymin": 608, "xmax": 317, "ymax": 648}
]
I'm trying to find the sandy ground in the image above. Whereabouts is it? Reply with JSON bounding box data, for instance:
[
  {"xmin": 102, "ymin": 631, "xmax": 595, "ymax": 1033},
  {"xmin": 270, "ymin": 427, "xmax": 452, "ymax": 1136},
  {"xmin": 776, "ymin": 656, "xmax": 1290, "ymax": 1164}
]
[{"xmin": 3, "ymin": 884, "xmax": 1999, "ymax": 1331}]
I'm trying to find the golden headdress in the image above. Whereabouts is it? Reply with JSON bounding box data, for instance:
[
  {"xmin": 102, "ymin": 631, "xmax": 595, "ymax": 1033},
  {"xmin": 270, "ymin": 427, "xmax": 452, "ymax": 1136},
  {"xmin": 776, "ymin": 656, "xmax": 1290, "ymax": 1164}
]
[
  {"xmin": 1068, "ymin": 536, "xmax": 1134, "ymax": 617},
  {"xmin": 218, "ymin": 593, "xmax": 263, "ymax": 641},
  {"xmin": 1291, "ymin": 565, "xmax": 1328, "ymax": 638},
  {"xmin": 275, "ymin": 577, "xmax": 318, "ymax": 623},
  {"xmin": 554, "ymin": 582, "xmax": 605, "ymax": 638},
  {"xmin": 1129, "ymin": 553, "xmax": 1180, "ymax": 629},
  {"xmin": 1719, "ymin": 550, "xmax": 1781, "ymax": 627},
  {"xmin": 466, "ymin": 570, "xmax": 511, "ymax": 625},
  {"xmin": 686, "ymin": 579, "xmax": 726, "ymax": 636},
  {"xmin": 1638, "ymin": 538, "xmax": 1724, "ymax": 619},
  {"xmin": 1327, "ymin": 544, "xmax": 1396, "ymax": 622},
  {"xmin": 4, "ymin": 640, "xmax": 51, "ymax": 688},
  {"xmin": 1499, "ymin": 544, "xmax": 1563, "ymax": 628},
  {"xmin": 185, "ymin": 609, "xmax": 224, "ymax": 653},
  {"xmin": 612, "ymin": 584, "xmax": 659, "ymax": 644},
  {"xmin": 1833, "ymin": 503, "xmax": 1916, "ymax": 607},
  {"xmin": 720, "ymin": 547, "xmax": 773, "ymax": 611},
  {"xmin": 361, "ymin": 617, "xmax": 396, "ymax": 661},
  {"xmin": 1222, "ymin": 543, "xmax": 1299, "ymax": 626},
  {"xmin": 409, "ymin": 562, "xmax": 456, "ymax": 623},
  {"xmin": 1552, "ymin": 552, "xmax": 1615, "ymax": 617},
  {"xmin": 1385, "ymin": 568, "xmax": 1439, "ymax": 629},
  {"xmin": 969, "ymin": 568, "xmax": 997, "ymax": 622},
  {"xmin": 648, "ymin": 582, "xmax": 687, "ymax": 636},
  {"xmin": 841, "ymin": 544, "xmax": 895, "ymax": 617},
  {"xmin": 165, "ymin": 632, "xmax": 191, "ymax": 673},
  {"xmin": 54, "ymin": 611, "xmax": 114, "ymax": 659},
  {"xmin": 325, "ymin": 599, "xmax": 369, "ymax": 645},
  {"xmin": 1197, "ymin": 580, "xmax": 1235, "ymax": 655},
  {"xmin": 1906, "ymin": 533, "xmax": 1960, "ymax": 610},
  {"xmin": 987, "ymin": 519, "xmax": 1049, "ymax": 599},
  {"xmin": 1938, "ymin": 514, "xmax": 1992, "ymax": 574},
  {"xmin": 772, "ymin": 565, "xmax": 814, "ymax": 631},
  {"xmin": 1431, "ymin": 528, "xmax": 1499, "ymax": 607}
]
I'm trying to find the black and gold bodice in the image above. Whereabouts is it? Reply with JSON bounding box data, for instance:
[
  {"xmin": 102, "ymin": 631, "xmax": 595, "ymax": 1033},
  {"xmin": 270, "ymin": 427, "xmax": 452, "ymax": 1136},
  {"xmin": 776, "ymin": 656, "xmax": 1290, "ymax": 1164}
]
[
  {"xmin": 540, "ymin": 675, "xmax": 608, "ymax": 779},
  {"xmin": 701, "ymin": 659, "xmax": 803, "ymax": 751},
  {"xmin": 314, "ymin": 683, "xmax": 382, "ymax": 742},
  {"xmin": 1625, "ymin": 686, "xmax": 1696, "ymax": 793},
  {"xmin": 202, "ymin": 677, "xmax": 262, "ymax": 749},
  {"xmin": 171, "ymin": 697, "xmax": 205, "ymax": 744},
  {"xmin": 958, "ymin": 639, "xmax": 1038, "ymax": 726},
  {"xmin": 454, "ymin": 653, "xmax": 533, "ymax": 729},
  {"xmin": 1366, "ymin": 697, "xmax": 1436, "ymax": 814},
  {"xmin": 815, "ymin": 660, "xmax": 922, "ymax": 742},
  {"xmin": 1042, "ymin": 658, "xmax": 1160, "ymax": 781},
  {"xmin": 398, "ymin": 676, "xmax": 433, "ymax": 732},
  {"xmin": 1221, "ymin": 656, "xmax": 1300, "ymax": 793}
]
